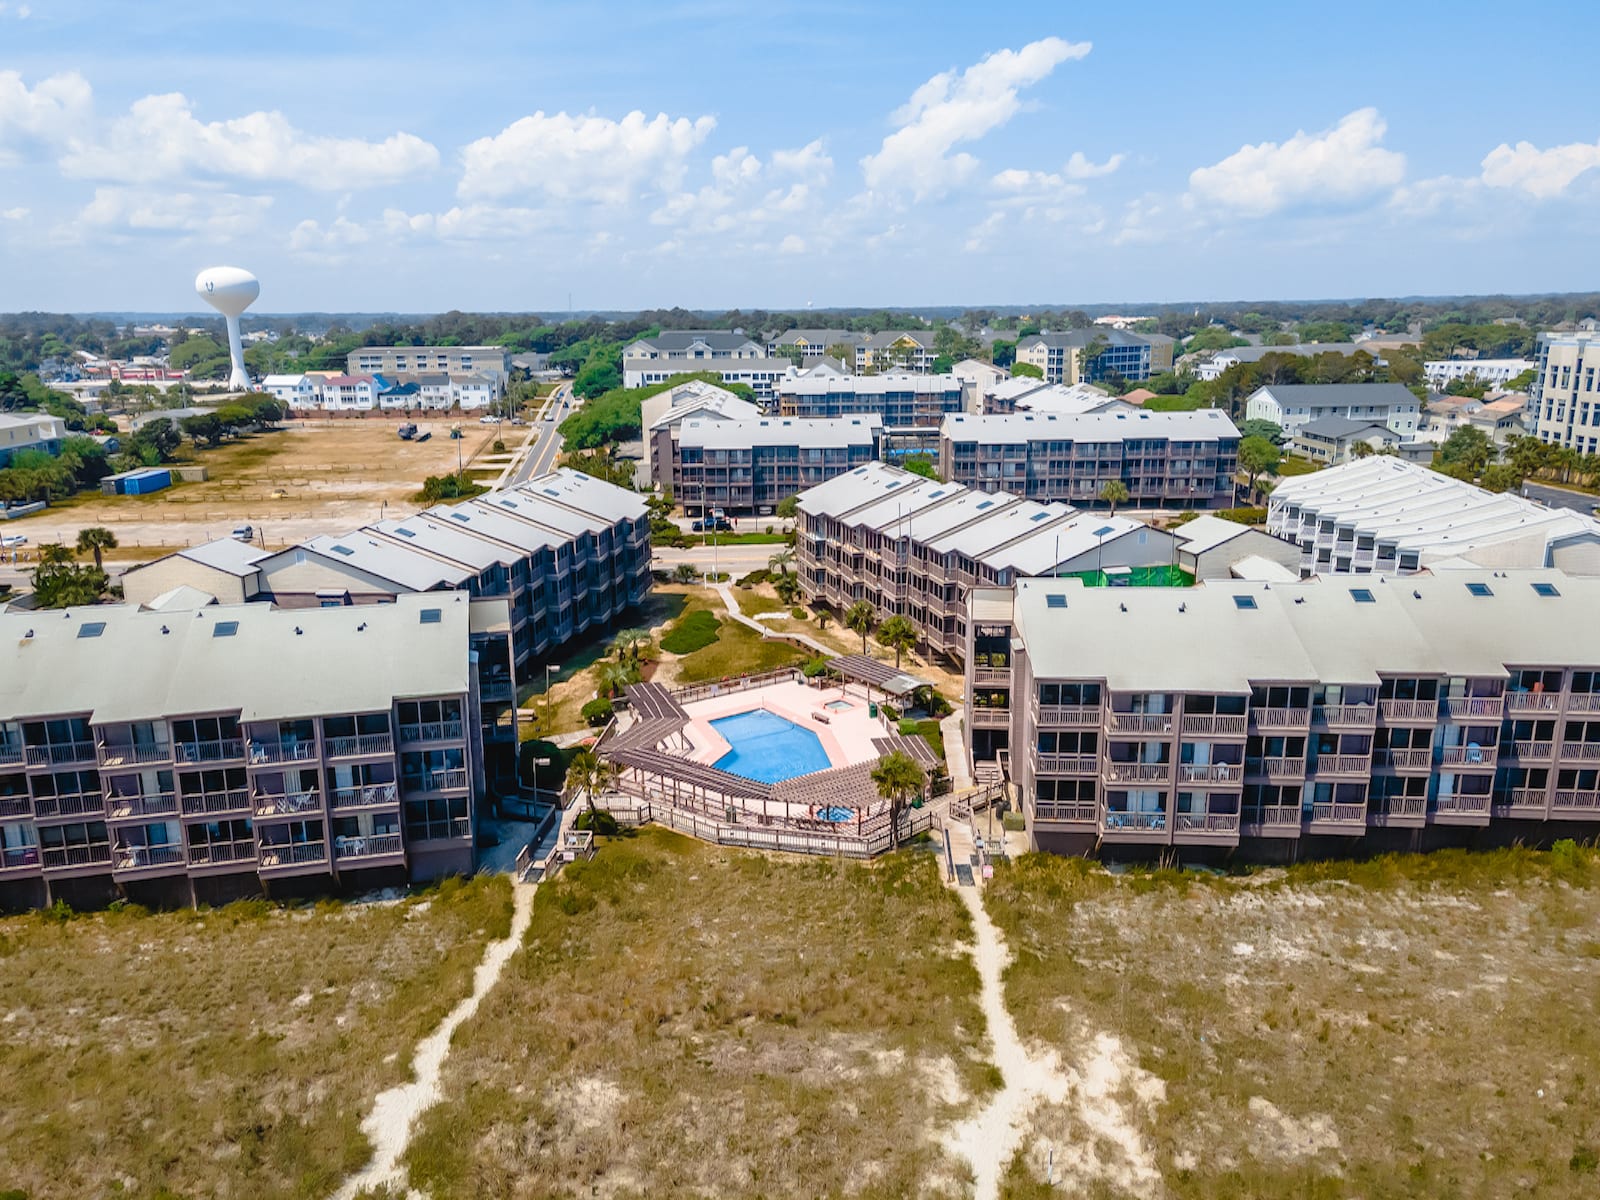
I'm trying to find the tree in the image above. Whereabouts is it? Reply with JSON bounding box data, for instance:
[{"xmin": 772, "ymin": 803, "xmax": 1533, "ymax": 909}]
[
  {"xmin": 565, "ymin": 747, "xmax": 618, "ymax": 823},
  {"xmin": 775, "ymin": 494, "xmax": 800, "ymax": 520},
  {"xmin": 253, "ymin": 397, "xmax": 287, "ymax": 426},
  {"xmin": 1434, "ymin": 426, "xmax": 1494, "ymax": 478},
  {"xmin": 875, "ymin": 614, "xmax": 917, "ymax": 669},
  {"xmin": 1351, "ymin": 441, "xmax": 1376, "ymax": 459},
  {"xmin": 1011, "ymin": 362, "xmax": 1042, "ymax": 380},
  {"xmin": 180, "ymin": 413, "xmax": 227, "ymax": 448},
  {"xmin": 30, "ymin": 544, "xmax": 108, "ymax": 608},
  {"xmin": 773, "ymin": 572, "xmax": 801, "ymax": 605},
  {"xmin": 1506, "ymin": 367, "xmax": 1537, "ymax": 392},
  {"xmin": 609, "ymin": 628, "xmax": 651, "ymax": 667},
  {"xmin": 597, "ymin": 661, "xmax": 637, "ymax": 699},
  {"xmin": 768, "ymin": 547, "xmax": 795, "ymax": 576},
  {"xmin": 1239, "ymin": 435, "xmax": 1283, "ymax": 501},
  {"xmin": 75, "ymin": 526, "xmax": 117, "ymax": 571},
  {"xmin": 871, "ymin": 751, "xmax": 926, "ymax": 849},
  {"xmin": 1098, "ymin": 480, "xmax": 1130, "ymax": 514},
  {"xmin": 902, "ymin": 454, "xmax": 939, "ymax": 480},
  {"xmin": 1480, "ymin": 462, "xmax": 1523, "ymax": 493},
  {"xmin": 1237, "ymin": 418, "xmax": 1285, "ymax": 445},
  {"xmin": 1076, "ymin": 334, "xmax": 1110, "ymax": 380},
  {"xmin": 672, "ymin": 562, "xmax": 698, "ymax": 584},
  {"xmin": 845, "ymin": 600, "xmax": 876, "ymax": 654}
]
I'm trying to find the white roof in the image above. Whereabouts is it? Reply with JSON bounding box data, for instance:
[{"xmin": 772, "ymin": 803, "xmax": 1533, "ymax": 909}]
[
  {"xmin": 644, "ymin": 380, "xmax": 759, "ymax": 432},
  {"xmin": 142, "ymin": 584, "xmax": 219, "ymax": 611},
  {"xmin": 1009, "ymin": 383, "xmax": 1124, "ymax": 415},
  {"xmin": 980, "ymin": 511, "xmax": 1149, "ymax": 576},
  {"xmin": 1172, "ymin": 514, "xmax": 1254, "ymax": 556},
  {"xmin": 780, "ymin": 372, "xmax": 962, "ymax": 397},
  {"xmin": 370, "ymin": 514, "xmax": 525, "ymax": 570},
  {"xmin": 678, "ymin": 415, "xmax": 881, "ymax": 450},
  {"xmin": 176, "ymin": 538, "xmax": 271, "ymax": 577},
  {"xmin": 0, "ymin": 592, "xmax": 472, "ymax": 725},
  {"xmin": 795, "ymin": 462, "xmax": 936, "ymax": 519},
  {"xmin": 941, "ymin": 408, "xmax": 1241, "ymax": 444},
  {"xmin": 1229, "ymin": 555, "xmax": 1298, "ymax": 583},
  {"xmin": 260, "ymin": 373, "xmax": 307, "ymax": 386},
  {"xmin": 302, "ymin": 532, "xmax": 474, "ymax": 592}
]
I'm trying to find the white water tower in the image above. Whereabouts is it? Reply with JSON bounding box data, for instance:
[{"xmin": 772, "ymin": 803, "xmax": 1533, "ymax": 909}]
[{"xmin": 194, "ymin": 266, "xmax": 260, "ymax": 390}]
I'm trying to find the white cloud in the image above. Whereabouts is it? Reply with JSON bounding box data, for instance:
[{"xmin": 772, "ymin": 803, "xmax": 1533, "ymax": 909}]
[
  {"xmin": 861, "ymin": 36, "xmax": 1091, "ymax": 200},
  {"xmin": 0, "ymin": 3, "xmax": 35, "ymax": 19},
  {"xmin": 964, "ymin": 210, "xmax": 1006, "ymax": 252},
  {"xmin": 1480, "ymin": 137, "xmax": 1600, "ymax": 199},
  {"xmin": 1, "ymin": 206, "xmax": 27, "ymax": 220},
  {"xmin": 458, "ymin": 109, "xmax": 715, "ymax": 203},
  {"xmin": 0, "ymin": 70, "xmax": 92, "ymax": 161},
  {"xmin": 73, "ymin": 186, "xmax": 272, "ymax": 239},
  {"xmin": 1187, "ymin": 108, "xmax": 1405, "ymax": 217},
  {"xmin": 1064, "ymin": 150, "xmax": 1124, "ymax": 179},
  {"xmin": 61, "ymin": 93, "xmax": 438, "ymax": 188},
  {"xmin": 770, "ymin": 138, "xmax": 833, "ymax": 183},
  {"xmin": 290, "ymin": 203, "xmax": 547, "ymax": 254},
  {"xmin": 778, "ymin": 234, "xmax": 806, "ymax": 254}
]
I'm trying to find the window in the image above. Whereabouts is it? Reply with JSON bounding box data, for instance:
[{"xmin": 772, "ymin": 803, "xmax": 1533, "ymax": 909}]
[
  {"xmin": 1045, "ymin": 594, "xmax": 1067, "ymax": 609},
  {"xmin": 77, "ymin": 622, "xmax": 106, "ymax": 638},
  {"xmin": 419, "ymin": 608, "xmax": 442, "ymax": 625},
  {"xmin": 1532, "ymin": 582, "xmax": 1560, "ymax": 598},
  {"xmin": 1349, "ymin": 589, "xmax": 1375, "ymax": 604},
  {"xmin": 1233, "ymin": 595, "xmax": 1257, "ymax": 610},
  {"xmin": 1465, "ymin": 582, "xmax": 1493, "ymax": 598},
  {"xmin": 213, "ymin": 621, "xmax": 239, "ymax": 638}
]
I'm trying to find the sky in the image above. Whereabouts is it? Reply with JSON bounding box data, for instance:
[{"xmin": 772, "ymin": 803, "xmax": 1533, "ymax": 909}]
[{"xmin": 2, "ymin": 0, "xmax": 1599, "ymax": 314}]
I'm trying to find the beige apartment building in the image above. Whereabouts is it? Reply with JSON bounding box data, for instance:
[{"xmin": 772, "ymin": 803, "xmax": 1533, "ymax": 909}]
[
  {"xmin": 347, "ymin": 345, "xmax": 510, "ymax": 385},
  {"xmin": 968, "ymin": 571, "xmax": 1600, "ymax": 859},
  {"xmin": 1527, "ymin": 328, "xmax": 1600, "ymax": 453},
  {"xmin": 0, "ymin": 594, "xmax": 507, "ymax": 912}
]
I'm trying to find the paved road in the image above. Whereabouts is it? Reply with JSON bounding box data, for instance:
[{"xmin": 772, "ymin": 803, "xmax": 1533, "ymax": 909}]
[
  {"xmin": 509, "ymin": 383, "xmax": 573, "ymax": 486},
  {"xmin": 1521, "ymin": 480, "xmax": 1600, "ymax": 516}
]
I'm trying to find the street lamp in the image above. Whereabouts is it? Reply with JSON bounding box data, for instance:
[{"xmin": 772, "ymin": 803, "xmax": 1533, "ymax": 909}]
[{"xmin": 543, "ymin": 663, "xmax": 560, "ymax": 726}]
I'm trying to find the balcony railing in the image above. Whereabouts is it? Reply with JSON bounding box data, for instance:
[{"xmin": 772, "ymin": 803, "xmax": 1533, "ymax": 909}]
[
  {"xmin": 1180, "ymin": 714, "xmax": 1247, "ymax": 736},
  {"xmin": 333, "ymin": 832, "xmax": 403, "ymax": 861},
  {"xmin": 257, "ymin": 841, "xmax": 329, "ymax": 869},
  {"xmin": 1032, "ymin": 799, "xmax": 1097, "ymax": 823},
  {"xmin": 329, "ymin": 783, "xmax": 399, "ymax": 810},
  {"xmin": 113, "ymin": 843, "xmax": 185, "ymax": 871},
  {"xmin": 398, "ymin": 720, "xmax": 464, "ymax": 745},
  {"xmin": 323, "ymin": 733, "xmax": 394, "ymax": 759},
  {"xmin": 1567, "ymin": 694, "xmax": 1600, "ymax": 713},
  {"xmin": 1258, "ymin": 756, "xmax": 1307, "ymax": 780},
  {"xmin": 1379, "ymin": 698, "xmax": 1437, "ymax": 722},
  {"xmin": 0, "ymin": 845, "xmax": 41, "ymax": 871},
  {"xmin": 1251, "ymin": 707, "xmax": 1310, "ymax": 730},
  {"xmin": 1511, "ymin": 741, "xmax": 1553, "ymax": 760},
  {"xmin": 32, "ymin": 792, "xmax": 104, "ymax": 819},
  {"xmin": 1504, "ymin": 692, "xmax": 1561, "ymax": 713},
  {"xmin": 1313, "ymin": 704, "xmax": 1376, "ymax": 728},
  {"xmin": 1498, "ymin": 787, "xmax": 1548, "ymax": 813},
  {"xmin": 1105, "ymin": 761, "xmax": 1170, "ymax": 784},
  {"xmin": 1434, "ymin": 794, "xmax": 1493, "ymax": 817},
  {"xmin": 1439, "ymin": 745, "xmax": 1497, "ymax": 768},
  {"xmin": 408, "ymin": 816, "xmax": 472, "ymax": 842},
  {"xmin": 1313, "ymin": 754, "xmax": 1371, "ymax": 775},
  {"xmin": 180, "ymin": 789, "xmax": 250, "ymax": 816},
  {"xmin": 969, "ymin": 708, "xmax": 1010, "ymax": 728},
  {"xmin": 1445, "ymin": 696, "xmax": 1503, "ymax": 719},
  {"xmin": 1106, "ymin": 713, "xmax": 1175, "ymax": 735},
  {"xmin": 106, "ymin": 791, "xmax": 179, "ymax": 820},
  {"xmin": 1554, "ymin": 790, "xmax": 1600, "ymax": 812},
  {"xmin": 253, "ymin": 789, "xmax": 322, "ymax": 817},
  {"xmin": 402, "ymin": 769, "xmax": 468, "ymax": 793},
  {"xmin": 1379, "ymin": 748, "xmax": 1432, "ymax": 770},
  {"xmin": 0, "ymin": 745, "xmax": 23, "ymax": 766},
  {"xmin": 40, "ymin": 842, "xmax": 112, "ymax": 870},
  {"xmin": 97, "ymin": 743, "xmax": 172, "ymax": 767},
  {"xmin": 1032, "ymin": 752, "xmax": 1098, "ymax": 775},
  {"xmin": 1179, "ymin": 763, "xmax": 1243, "ymax": 785},
  {"xmin": 25, "ymin": 741, "xmax": 97, "ymax": 767},
  {"xmin": 972, "ymin": 666, "xmax": 1011, "ymax": 685},
  {"xmin": 1100, "ymin": 811, "xmax": 1167, "ymax": 832},
  {"xmin": 1308, "ymin": 802, "xmax": 1366, "ymax": 826},
  {"xmin": 174, "ymin": 738, "xmax": 245, "ymax": 764},
  {"xmin": 187, "ymin": 840, "xmax": 256, "ymax": 867},
  {"xmin": 1371, "ymin": 795, "xmax": 1426, "ymax": 820},
  {"xmin": 1242, "ymin": 805, "xmax": 1301, "ymax": 829},
  {"xmin": 1175, "ymin": 811, "xmax": 1240, "ymax": 834},
  {"xmin": 1034, "ymin": 703, "xmax": 1100, "ymax": 726},
  {"xmin": 1560, "ymin": 742, "xmax": 1600, "ymax": 761},
  {"xmin": 0, "ymin": 794, "xmax": 31, "ymax": 819},
  {"xmin": 248, "ymin": 739, "xmax": 319, "ymax": 765}
]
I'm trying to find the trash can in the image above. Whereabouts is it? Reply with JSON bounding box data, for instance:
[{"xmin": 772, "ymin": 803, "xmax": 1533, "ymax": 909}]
[{"xmin": 869, "ymin": 702, "xmax": 878, "ymax": 718}]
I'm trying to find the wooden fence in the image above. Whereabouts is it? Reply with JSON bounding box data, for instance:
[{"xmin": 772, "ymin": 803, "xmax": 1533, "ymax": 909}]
[{"xmin": 614, "ymin": 797, "xmax": 934, "ymax": 859}]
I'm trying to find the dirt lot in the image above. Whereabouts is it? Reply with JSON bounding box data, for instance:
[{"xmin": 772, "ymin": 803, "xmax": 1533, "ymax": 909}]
[
  {"xmin": 401, "ymin": 829, "xmax": 996, "ymax": 1199},
  {"xmin": 985, "ymin": 846, "xmax": 1600, "ymax": 1199},
  {"xmin": 9, "ymin": 417, "xmax": 506, "ymax": 557},
  {"xmin": 0, "ymin": 876, "xmax": 512, "ymax": 1200}
]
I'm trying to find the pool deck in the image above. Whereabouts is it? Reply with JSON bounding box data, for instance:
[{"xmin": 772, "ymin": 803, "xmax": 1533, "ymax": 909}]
[{"xmin": 679, "ymin": 681, "xmax": 884, "ymax": 775}]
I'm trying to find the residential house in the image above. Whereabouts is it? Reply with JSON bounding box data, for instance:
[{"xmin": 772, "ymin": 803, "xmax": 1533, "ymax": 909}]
[{"xmin": 1245, "ymin": 382, "xmax": 1420, "ymax": 441}]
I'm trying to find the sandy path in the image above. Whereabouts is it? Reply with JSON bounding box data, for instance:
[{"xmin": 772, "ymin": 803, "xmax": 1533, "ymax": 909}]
[{"xmin": 333, "ymin": 880, "xmax": 536, "ymax": 1200}]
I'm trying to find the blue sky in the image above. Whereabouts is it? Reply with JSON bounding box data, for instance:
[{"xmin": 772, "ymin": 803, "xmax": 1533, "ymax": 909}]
[{"xmin": 2, "ymin": 0, "xmax": 1598, "ymax": 313}]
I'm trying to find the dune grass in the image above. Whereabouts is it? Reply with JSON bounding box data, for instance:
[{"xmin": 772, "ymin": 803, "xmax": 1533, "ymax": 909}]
[
  {"xmin": 0, "ymin": 876, "xmax": 512, "ymax": 1200},
  {"xmin": 986, "ymin": 844, "xmax": 1600, "ymax": 1198},
  {"xmin": 402, "ymin": 828, "xmax": 994, "ymax": 1198}
]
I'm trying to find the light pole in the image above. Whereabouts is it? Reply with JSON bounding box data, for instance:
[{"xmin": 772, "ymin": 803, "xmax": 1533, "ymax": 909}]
[{"xmin": 543, "ymin": 663, "xmax": 559, "ymax": 727}]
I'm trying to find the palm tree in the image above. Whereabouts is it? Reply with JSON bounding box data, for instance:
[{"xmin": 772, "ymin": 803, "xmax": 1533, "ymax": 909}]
[
  {"xmin": 773, "ymin": 572, "xmax": 801, "ymax": 606},
  {"xmin": 609, "ymin": 628, "xmax": 650, "ymax": 667},
  {"xmin": 875, "ymin": 614, "xmax": 917, "ymax": 670},
  {"xmin": 1098, "ymin": 480, "xmax": 1130, "ymax": 514},
  {"xmin": 38, "ymin": 543, "xmax": 75, "ymax": 566},
  {"xmin": 597, "ymin": 661, "xmax": 637, "ymax": 698},
  {"xmin": 672, "ymin": 562, "xmax": 698, "ymax": 585},
  {"xmin": 75, "ymin": 527, "xmax": 118, "ymax": 572},
  {"xmin": 767, "ymin": 546, "xmax": 795, "ymax": 577},
  {"xmin": 566, "ymin": 748, "xmax": 618, "ymax": 826},
  {"xmin": 871, "ymin": 751, "xmax": 926, "ymax": 849},
  {"xmin": 845, "ymin": 600, "xmax": 876, "ymax": 655}
]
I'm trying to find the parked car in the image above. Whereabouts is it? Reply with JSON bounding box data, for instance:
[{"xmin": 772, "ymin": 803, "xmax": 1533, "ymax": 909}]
[
  {"xmin": 0, "ymin": 534, "xmax": 27, "ymax": 548},
  {"xmin": 479, "ymin": 415, "xmax": 503, "ymax": 424},
  {"xmin": 712, "ymin": 518, "xmax": 734, "ymax": 532},
  {"xmin": 397, "ymin": 423, "xmax": 418, "ymax": 440},
  {"xmin": 230, "ymin": 525, "xmax": 253, "ymax": 543},
  {"xmin": 690, "ymin": 520, "xmax": 706, "ymax": 533}
]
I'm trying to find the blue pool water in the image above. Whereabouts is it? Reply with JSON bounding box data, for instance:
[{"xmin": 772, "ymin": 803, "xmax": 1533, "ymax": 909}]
[{"xmin": 712, "ymin": 709, "xmax": 832, "ymax": 784}]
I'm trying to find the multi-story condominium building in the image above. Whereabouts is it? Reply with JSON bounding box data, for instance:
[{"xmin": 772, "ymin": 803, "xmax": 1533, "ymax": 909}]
[
  {"xmin": 0, "ymin": 413, "xmax": 67, "ymax": 466},
  {"xmin": 984, "ymin": 380, "xmax": 1125, "ymax": 416},
  {"xmin": 1526, "ymin": 329, "xmax": 1600, "ymax": 453},
  {"xmin": 315, "ymin": 375, "xmax": 382, "ymax": 411},
  {"xmin": 673, "ymin": 416, "xmax": 881, "ymax": 517},
  {"xmin": 621, "ymin": 355, "xmax": 797, "ymax": 401},
  {"xmin": 120, "ymin": 469, "xmax": 653, "ymax": 683},
  {"xmin": 1267, "ymin": 457, "xmax": 1600, "ymax": 577},
  {"xmin": 856, "ymin": 331, "xmax": 939, "ymax": 374},
  {"xmin": 1291, "ymin": 417, "xmax": 1404, "ymax": 465},
  {"xmin": 347, "ymin": 346, "xmax": 510, "ymax": 386},
  {"xmin": 939, "ymin": 409, "xmax": 1241, "ymax": 510},
  {"xmin": 1016, "ymin": 329, "xmax": 1168, "ymax": 385},
  {"xmin": 259, "ymin": 374, "xmax": 317, "ymax": 409},
  {"xmin": 767, "ymin": 329, "xmax": 864, "ymax": 362},
  {"xmin": 1245, "ymin": 382, "xmax": 1420, "ymax": 441},
  {"xmin": 777, "ymin": 371, "xmax": 967, "ymax": 430},
  {"xmin": 795, "ymin": 462, "xmax": 1178, "ymax": 660},
  {"xmin": 0, "ymin": 592, "xmax": 506, "ymax": 911},
  {"xmin": 621, "ymin": 331, "xmax": 781, "ymax": 394},
  {"xmin": 1195, "ymin": 342, "xmax": 1367, "ymax": 382},
  {"xmin": 1423, "ymin": 357, "xmax": 1534, "ymax": 390},
  {"xmin": 640, "ymin": 379, "xmax": 760, "ymax": 488},
  {"xmin": 968, "ymin": 570, "xmax": 1600, "ymax": 859}
]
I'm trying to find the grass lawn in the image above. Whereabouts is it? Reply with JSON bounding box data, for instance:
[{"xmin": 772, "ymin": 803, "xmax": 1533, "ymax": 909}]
[
  {"xmin": 0, "ymin": 876, "xmax": 512, "ymax": 1200},
  {"xmin": 986, "ymin": 845, "xmax": 1600, "ymax": 1199},
  {"xmin": 1275, "ymin": 454, "xmax": 1320, "ymax": 477},
  {"xmin": 402, "ymin": 828, "xmax": 994, "ymax": 1198},
  {"xmin": 900, "ymin": 717, "xmax": 946, "ymax": 762},
  {"xmin": 674, "ymin": 609, "xmax": 807, "ymax": 683},
  {"xmin": 732, "ymin": 586, "xmax": 786, "ymax": 617}
]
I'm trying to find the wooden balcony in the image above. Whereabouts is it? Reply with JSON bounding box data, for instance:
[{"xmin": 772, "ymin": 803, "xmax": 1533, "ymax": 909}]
[
  {"xmin": 329, "ymin": 783, "xmax": 400, "ymax": 810},
  {"xmin": 1510, "ymin": 741, "xmax": 1553, "ymax": 761},
  {"xmin": 333, "ymin": 832, "xmax": 404, "ymax": 863},
  {"xmin": 1367, "ymin": 795, "xmax": 1427, "ymax": 828},
  {"xmin": 0, "ymin": 845, "xmax": 42, "ymax": 874},
  {"xmin": 1305, "ymin": 802, "xmax": 1366, "ymax": 834},
  {"xmin": 180, "ymin": 789, "xmax": 250, "ymax": 817},
  {"xmin": 174, "ymin": 738, "xmax": 246, "ymax": 765},
  {"xmin": 972, "ymin": 666, "xmax": 1011, "ymax": 685},
  {"xmin": 1439, "ymin": 745, "xmax": 1497, "ymax": 769},
  {"xmin": 1313, "ymin": 705, "xmax": 1376, "ymax": 729},
  {"xmin": 252, "ymin": 789, "xmax": 322, "ymax": 818},
  {"xmin": 969, "ymin": 707, "xmax": 1011, "ymax": 729},
  {"xmin": 398, "ymin": 720, "xmax": 464, "ymax": 745},
  {"xmin": 0, "ymin": 745, "xmax": 23, "ymax": 767},
  {"xmin": 1181, "ymin": 714, "xmax": 1247, "ymax": 737},
  {"xmin": 401, "ymin": 769, "xmax": 468, "ymax": 794},
  {"xmin": 106, "ymin": 791, "xmax": 180, "ymax": 821},
  {"xmin": 97, "ymin": 742, "xmax": 172, "ymax": 768},
  {"xmin": 1098, "ymin": 810, "xmax": 1170, "ymax": 841},
  {"xmin": 1432, "ymin": 794, "xmax": 1493, "ymax": 826},
  {"xmin": 1553, "ymin": 790, "xmax": 1600, "ymax": 816},
  {"xmin": 1445, "ymin": 696, "xmax": 1503, "ymax": 719},
  {"xmin": 324, "ymin": 733, "xmax": 395, "ymax": 759},
  {"xmin": 1106, "ymin": 712, "xmax": 1175, "ymax": 735},
  {"xmin": 257, "ymin": 840, "xmax": 330, "ymax": 875},
  {"xmin": 1504, "ymin": 692, "xmax": 1562, "ymax": 714},
  {"xmin": 1312, "ymin": 754, "xmax": 1371, "ymax": 776},
  {"xmin": 25, "ymin": 741, "xmax": 97, "ymax": 767},
  {"xmin": 32, "ymin": 792, "xmax": 105, "ymax": 821},
  {"xmin": 1031, "ymin": 751, "xmax": 1098, "ymax": 775},
  {"xmin": 1566, "ymin": 694, "xmax": 1600, "ymax": 713},
  {"xmin": 1559, "ymin": 742, "xmax": 1600, "ymax": 762},
  {"xmin": 112, "ymin": 843, "xmax": 186, "ymax": 874},
  {"xmin": 1178, "ymin": 763, "xmax": 1243, "ymax": 785},
  {"xmin": 1379, "ymin": 748, "xmax": 1433, "ymax": 772},
  {"xmin": 1030, "ymin": 798, "xmax": 1097, "ymax": 824},
  {"xmin": 40, "ymin": 842, "xmax": 113, "ymax": 872},
  {"xmin": 1104, "ymin": 761, "xmax": 1170, "ymax": 784},
  {"xmin": 0, "ymin": 794, "xmax": 31, "ymax": 820},
  {"xmin": 1379, "ymin": 698, "xmax": 1437, "ymax": 722},
  {"xmin": 1034, "ymin": 702, "xmax": 1100, "ymax": 727},
  {"xmin": 186, "ymin": 840, "xmax": 257, "ymax": 870},
  {"xmin": 1251, "ymin": 707, "xmax": 1310, "ymax": 731},
  {"xmin": 1174, "ymin": 811, "xmax": 1241, "ymax": 844},
  {"xmin": 248, "ymin": 739, "xmax": 319, "ymax": 765}
]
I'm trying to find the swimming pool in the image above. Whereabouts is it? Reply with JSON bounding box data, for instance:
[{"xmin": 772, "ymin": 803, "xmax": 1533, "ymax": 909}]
[{"xmin": 712, "ymin": 709, "xmax": 832, "ymax": 784}]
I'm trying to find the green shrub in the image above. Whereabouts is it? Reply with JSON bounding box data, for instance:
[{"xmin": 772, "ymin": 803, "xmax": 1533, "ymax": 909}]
[
  {"xmin": 574, "ymin": 808, "xmax": 620, "ymax": 836},
  {"xmin": 518, "ymin": 739, "xmax": 570, "ymax": 791},
  {"xmin": 1219, "ymin": 506, "xmax": 1268, "ymax": 525},
  {"xmin": 661, "ymin": 609, "xmax": 721, "ymax": 654},
  {"xmin": 737, "ymin": 568, "xmax": 770, "ymax": 588},
  {"xmin": 580, "ymin": 697, "xmax": 614, "ymax": 726},
  {"xmin": 790, "ymin": 606, "xmax": 807, "ymax": 619},
  {"xmin": 802, "ymin": 655, "xmax": 831, "ymax": 679},
  {"xmin": 1002, "ymin": 812, "xmax": 1026, "ymax": 832}
]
